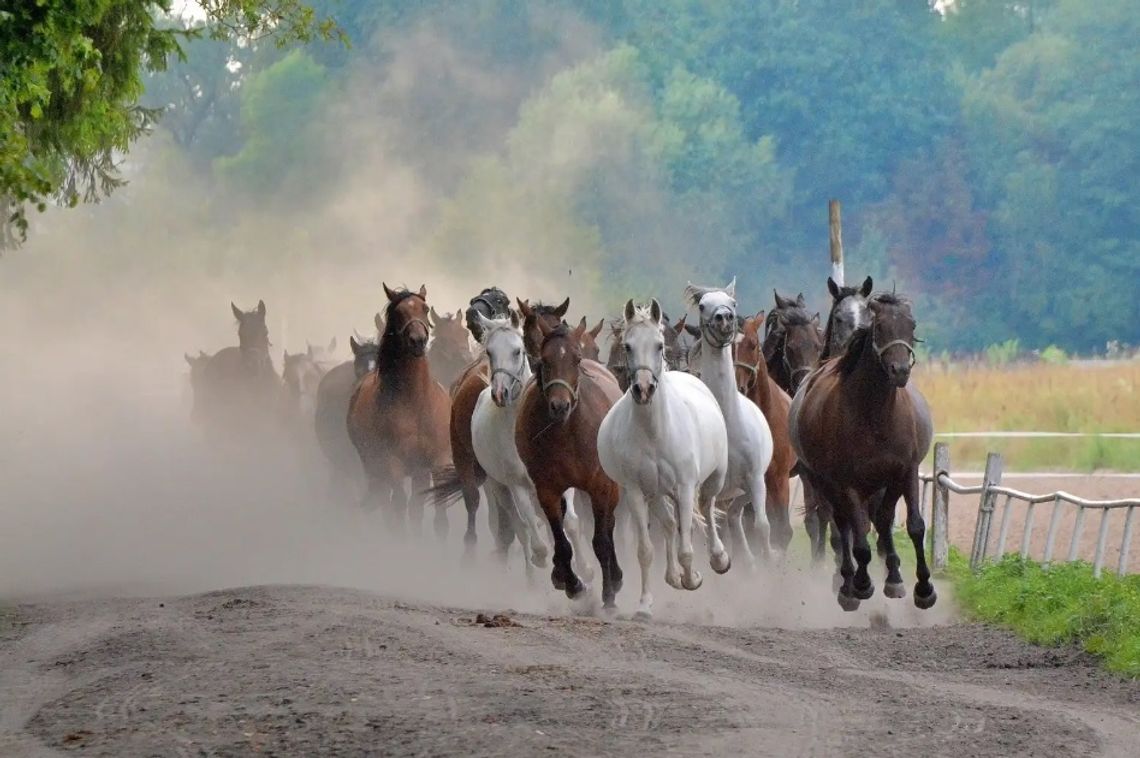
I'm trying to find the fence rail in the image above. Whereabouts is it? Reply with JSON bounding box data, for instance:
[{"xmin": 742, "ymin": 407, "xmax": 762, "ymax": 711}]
[{"xmin": 921, "ymin": 442, "xmax": 1138, "ymax": 577}]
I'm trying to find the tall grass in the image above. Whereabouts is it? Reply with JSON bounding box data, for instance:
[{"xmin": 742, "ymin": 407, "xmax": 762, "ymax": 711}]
[
  {"xmin": 917, "ymin": 361, "xmax": 1140, "ymax": 470},
  {"xmin": 949, "ymin": 550, "xmax": 1140, "ymax": 677}
]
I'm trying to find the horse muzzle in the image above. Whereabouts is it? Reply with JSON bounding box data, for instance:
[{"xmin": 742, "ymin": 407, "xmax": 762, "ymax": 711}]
[
  {"xmin": 548, "ymin": 397, "xmax": 572, "ymax": 421},
  {"xmin": 885, "ymin": 363, "xmax": 911, "ymax": 387},
  {"xmin": 631, "ymin": 378, "xmax": 657, "ymax": 405}
]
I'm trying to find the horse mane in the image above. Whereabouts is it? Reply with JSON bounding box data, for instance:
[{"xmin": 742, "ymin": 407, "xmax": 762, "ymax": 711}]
[
  {"xmin": 837, "ymin": 326, "xmax": 872, "ymax": 376},
  {"xmin": 683, "ymin": 283, "xmax": 718, "ymax": 307}
]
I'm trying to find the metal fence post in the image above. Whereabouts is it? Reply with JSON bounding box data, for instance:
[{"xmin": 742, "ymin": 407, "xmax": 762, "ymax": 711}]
[
  {"xmin": 970, "ymin": 452, "xmax": 1004, "ymax": 570},
  {"xmin": 931, "ymin": 442, "xmax": 950, "ymax": 571}
]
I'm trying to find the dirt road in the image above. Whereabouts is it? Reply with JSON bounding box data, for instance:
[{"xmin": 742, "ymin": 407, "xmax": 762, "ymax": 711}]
[{"xmin": 2, "ymin": 583, "xmax": 1137, "ymax": 757}]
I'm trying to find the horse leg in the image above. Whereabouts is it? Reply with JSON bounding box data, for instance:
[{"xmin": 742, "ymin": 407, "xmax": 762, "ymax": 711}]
[
  {"xmin": 676, "ymin": 484, "xmax": 703, "ymax": 591},
  {"xmin": 651, "ymin": 496, "xmax": 683, "ymax": 590},
  {"xmin": 624, "ymin": 489, "xmax": 654, "ymax": 620},
  {"xmin": 536, "ymin": 486, "xmax": 584, "ymax": 598},
  {"xmin": 765, "ymin": 470, "xmax": 793, "ymax": 554},
  {"xmin": 563, "ymin": 491, "xmax": 594, "ymax": 584},
  {"xmin": 903, "ymin": 470, "xmax": 937, "ymax": 609},
  {"xmin": 590, "ymin": 493, "xmax": 622, "ymax": 610},
  {"xmin": 485, "ymin": 483, "xmax": 516, "ymax": 565},
  {"xmin": 698, "ymin": 482, "xmax": 730, "ymax": 575},
  {"xmin": 851, "ymin": 498, "xmax": 875, "ymax": 601},
  {"xmin": 507, "ymin": 483, "xmax": 549, "ymax": 568},
  {"xmin": 462, "ymin": 483, "xmax": 481, "ymax": 554},
  {"xmin": 873, "ymin": 486, "xmax": 906, "ymax": 599}
]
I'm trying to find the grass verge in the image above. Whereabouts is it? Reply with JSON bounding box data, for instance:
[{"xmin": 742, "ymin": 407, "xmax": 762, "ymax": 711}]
[{"xmin": 947, "ymin": 549, "xmax": 1140, "ymax": 677}]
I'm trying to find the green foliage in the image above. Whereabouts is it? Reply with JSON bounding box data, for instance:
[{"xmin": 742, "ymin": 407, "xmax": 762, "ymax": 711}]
[
  {"xmin": 1039, "ymin": 345, "xmax": 1068, "ymax": 365},
  {"xmin": 949, "ymin": 551, "xmax": 1140, "ymax": 677},
  {"xmin": 984, "ymin": 338, "xmax": 1020, "ymax": 366}
]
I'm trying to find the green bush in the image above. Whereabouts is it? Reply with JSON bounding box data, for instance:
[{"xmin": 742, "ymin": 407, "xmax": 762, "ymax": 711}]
[
  {"xmin": 984, "ymin": 338, "xmax": 1020, "ymax": 366},
  {"xmin": 1040, "ymin": 345, "xmax": 1069, "ymax": 364},
  {"xmin": 949, "ymin": 550, "xmax": 1140, "ymax": 677}
]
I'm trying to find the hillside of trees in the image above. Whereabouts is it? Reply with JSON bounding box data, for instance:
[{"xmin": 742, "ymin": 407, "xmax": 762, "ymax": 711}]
[{"xmin": 6, "ymin": 0, "xmax": 1137, "ymax": 353}]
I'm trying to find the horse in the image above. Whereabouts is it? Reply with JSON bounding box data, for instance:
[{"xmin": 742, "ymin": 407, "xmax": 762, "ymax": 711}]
[
  {"xmin": 464, "ymin": 286, "xmax": 512, "ymax": 343},
  {"xmin": 314, "ymin": 335, "xmax": 379, "ymax": 500},
  {"xmin": 734, "ymin": 312, "xmax": 796, "ymax": 552},
  {"xmin": 763, "ymin": 292, "xmax": 823, "ymax": 396},
  {"xmin": 282, "ymin": 349, "xmax": 328, "ymax": 422},
  {"xmin": 427, "ymin": 307, "xmax": 474, "ymax": 388},
  {"xmin": 671, "ymin": 316, "xmax": 700, "ymax": 374},
  {"xmin": 820, "ymin": 276, "xmax": 873, "ymax": 361},
  {"xmin": 685, "ymin": 280, "xmax": 775, "ymax": 564},
  {"xmin": 575, "ymin": 316, "xmax": 605, "ymax": 361},
  {"xmin": 347, "ymin": 285, "xmax": 452, "ymax": 535},
  {"xmin": 184, "ymin": 350, "xmax": 211, "ymax": 424},
  {"xmin": 598, "ymin": 300, "xmax": 729, "ymax": 619},
  {"xmin": 789, "ymin": 293, "xmax": 935, "ymax": 611},
  {"xmin": 198, "ymin": 300, "xmax": 283, "ymax": 440},
  {"xmin": 515, "ymin": 319, "xmax": 624, "ymax": 609},
  {"xmin": 470, "ymin": 312, "xmax": 599, "ymax": 580}
]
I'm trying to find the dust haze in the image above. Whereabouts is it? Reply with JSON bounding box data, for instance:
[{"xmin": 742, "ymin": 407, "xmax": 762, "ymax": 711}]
[{"xmin": 0, "ymin": 12, "xmax": 950, "ymax": 632}]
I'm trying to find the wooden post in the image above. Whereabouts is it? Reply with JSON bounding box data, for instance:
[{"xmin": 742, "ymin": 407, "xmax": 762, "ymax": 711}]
[
  {"xmin": 971, "ymin": 452, "xmax": 1003, "ymax": 570},
  {"xmin": 829, "ymin": 199, "xmax": 844, "ymax": 286},
  {"xmin": 932, "ymin": 442, "xmax": 950, "ymax": 571}
]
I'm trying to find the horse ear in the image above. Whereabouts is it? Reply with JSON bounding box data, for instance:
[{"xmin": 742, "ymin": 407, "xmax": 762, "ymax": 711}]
[
  {"xmin": 673, "ymin": 313, "xmax": 687, "ymax": 332},
  {"xmin": 509, "ymin": 309, "xmax": 521, "ymax": 329},
  {"xmin": 861, "ymin": 276, "xmax": 873, "ymax": 297},
  {"xmin": 650, "ymin": 298, "xmax": 662, "ymax": 323},
  {"xmin": 773, "ymin": 290, "xmax": 791, "ymax": 309},
  {"xmin": 328, "ymin": 336, "xmax": 337, "ymax": 352},
  {"xmin": 184, "ymin": 353, "xmax": 194, "ymax": 366},
  {"xmin": 350, "ymin": 336, "xmax": 361, "ymax": 355},
  {"xmin": 374, "ymin": 312, "xmax": 385, "ymax": 332},
  {"xmin": 590, "ymin": 318, "xmax": 604, "ymax": 339},
  {"xmin": 571, "ymin": 318, "xmax": 588, "ymax": 343},
  {"xmin": 537, "ymin": 316, "xmax": 555, "ymax": 338},
  {"xmin": 516, "ymin": 298, "xmax": 533, "ymax": 318},
  {"xmin": 231, "ymin": 302, "xmax": 243, "ymax": 321},
  {"xmin": 306, "ymin": 343, "xmax": 315, "ymax": 359},
  {"xmin": 724, "ymin": 277, "xmax": 736, "ymax": 299},
  {"xmin": 797, "ymin": 292, "xmax": 806, "ymax": 306},
  {"xmin": 429, "ymin": 306, "xmax": 440, "ymax": 325},
  {"xmin": 553, "ymin": 297, "xmax": 570, "ymax": 318},
  {"xmin": 257, "ymin": 300, "xmax": 267, "ymax": 318},
  {"xmin": 418, "ymin": 284, "xmax": 427, "ymax": 298},
  {"xmin": 753, "ymin": 311, "xmax": 765, "ymax": 329},
  {"xmin": 623, "ymin": 299, "xmax": 636, "ymax": 322},
  {"xmin": 383, "ymin": 283, "xmax": 398, "ymax": 303},
  {"xmin": 812, "ymin": 312, "xmax": 821, "ymax": 325},
  {"xmin": 199, "ymin": 350, "xmax": 209, "ymax": 358},
  {"xmin": 827, "ymin": 277, "xmax": 840, "ymax": 299}
]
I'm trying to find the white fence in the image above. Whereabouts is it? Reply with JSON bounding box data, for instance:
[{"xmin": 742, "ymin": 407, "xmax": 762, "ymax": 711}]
[{"xmin": 920, "ymin": 442, "xmax": 1139, "ymax": 577}]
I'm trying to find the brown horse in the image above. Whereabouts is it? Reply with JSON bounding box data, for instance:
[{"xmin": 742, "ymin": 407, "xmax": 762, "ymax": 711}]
[
  {"xmin": 734, "ymin": 313, "xmax": 795, "ymax": 551},
  {"xmin": 763, "ymin": 292, "xmax": 823, "ymax": 396},
  {"xmin": 575, "ymin": 316, "xmax": 605, "ymax": 361},
  {"xmin": 431, "ymin": 296, "xmax": 566, "ymax": 552},
  {"xmin": 198, "ymin": 300, "xmax": 283, "ymax": 439},
  {"xmin": 789, "ymin": 294, "xmax": 935, "ymax": 611},
  {"xmin": 314, "ymin": 336, "xmax": 379, "ymax": 500},
  {"xmin": 427, "ymin": 307, "xmax": 474, "ymax": 388},
  {"xmin": 348, "ymin": 285, "xmax": 452, "ymax": 535},
  {"xmin": 515, "ymin": 319, "xmax": 624, "ymax": 609}
]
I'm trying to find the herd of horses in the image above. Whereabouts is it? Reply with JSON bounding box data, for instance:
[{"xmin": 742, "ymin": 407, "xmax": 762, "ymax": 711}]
[{"xmin": 185, "ymin": 275, "xmax": 934, "ymax": 617}]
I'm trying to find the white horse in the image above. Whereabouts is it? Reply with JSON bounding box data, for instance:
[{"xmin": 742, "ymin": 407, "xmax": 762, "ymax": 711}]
[
  {"xmin": 470, "ymin": 312, "xmax": 594, "ymax": 581},
  {"xmin": 598, "ymin": 300, "xmax": 729, "ymax": 619},
  {"xmin": 685, "ymin": 279, "xmax": 776, "ymax": 564}
]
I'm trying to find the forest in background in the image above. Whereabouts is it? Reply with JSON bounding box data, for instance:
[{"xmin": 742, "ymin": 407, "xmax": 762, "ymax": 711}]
[{"xmin": 9, "ymin": 0, "xmax": 1139, "ymax": 354}]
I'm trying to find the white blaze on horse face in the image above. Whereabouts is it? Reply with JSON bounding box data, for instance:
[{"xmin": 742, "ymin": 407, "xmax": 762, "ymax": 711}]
[{"xmin": 844, "ymin": 296, "xmax": 871, "ymax": 333}]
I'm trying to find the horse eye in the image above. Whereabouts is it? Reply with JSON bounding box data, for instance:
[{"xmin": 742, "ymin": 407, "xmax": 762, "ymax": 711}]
[
  {"xmin": 513, "ymin": 348, "xmax": 522, "ymax": 358},
  {"xmin": 699, "ymin": 304, "xmax": 705, "ymax": 312},
  {"xmin": 624, "ymin": 344, "xmax": 632, "ymax": 352}
]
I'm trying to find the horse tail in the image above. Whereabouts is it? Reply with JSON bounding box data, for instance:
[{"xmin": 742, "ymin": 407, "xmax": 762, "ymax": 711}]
[{"xmin": 425, "ymin": 466, "xmax": 465, "ymax": 507}]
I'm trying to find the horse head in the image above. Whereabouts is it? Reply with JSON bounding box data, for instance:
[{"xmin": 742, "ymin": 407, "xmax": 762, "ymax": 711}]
[
  {"xmin": 349, "ymin": 335, "xmax": 380, "ymax": 379},
  {"xmin": 517, "ymin": 296, "xmax": 570, "ymax": 366},
  {"xmin": 231, "ymin": 300, "xmax": 269, "ymax": 353},
  {"xmin": 536, "ymin": 316, "xmax": 586, "ymax": 423},
  {"xmin": 684, "ymin": 278, "xmax": 738, "ymax": 350},
  {"xmin": 733, "ymin": 312, "xmax": 766, "ymax": 395},
  {"xmin": 465, "ymin": 287, "xmax": 511, "ymax": 342},
  {"xmin": 575, "ymin": 316, "xmax": 605, "ymax": 362},
  {"xmin": 622, "ymin": 299, "xmax": 666, "ymax": 405},
  {"xmin": 822, "ymin": 275, "xmax": 873, "ymax": 360},
  {"xmin": 381, "ymin": 283, "xmax": 431, "ymax": 357},
  {"xmin": 477, "ymin": 310, "xmax": 527, "ymax": 408},
  {"xmin": 866, "ymin": 293, "xmax": 918, "ymax": 388}
]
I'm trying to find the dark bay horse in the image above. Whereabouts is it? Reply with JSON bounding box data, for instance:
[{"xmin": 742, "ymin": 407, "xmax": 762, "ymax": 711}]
[
  {"xmin": 464, "ymin": 286, "xmax": 511, "ymax": 343},
  {"xmin": 789, "ymin": 294, "xmax": 935, "ymax": 611},
  {"xmin": 348, "ymin": 285, "xmax": 452, "ymax": 534},
  {"xmin": 763, "ymin": 292, "xmax": 823, "ymax": 396},
  {"xmin": 198, "ymin": 300, "xmax": 283, "ymax": 439},
  {"xmin": 820, "ymin": 276, "xmax": 873, "ymax": 361},
  {"xmin": 734, "ymin": 313, "xmax": 795, "ymax": 551},
  {"xmin": 516, "ymin": 320, "xmax": 624, "ymax": 609},
  {"xmin": 314, "ymin": 335, "xmax": 380, "ymax": 500},
  {"xmin": 427, "ymin": 307, "xmax": 474, "ymax": 388}
]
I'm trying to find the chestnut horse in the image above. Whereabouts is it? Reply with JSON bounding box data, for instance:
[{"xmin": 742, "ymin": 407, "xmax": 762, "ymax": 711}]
[
  {"xmin": 198, "ymin": 300, "xmax": 283, "ymax": 439},
  {"xmin": 348, "ymin": 285, "xmax": 452, "ymax": 535},
  {"xmin": 428, "ymin": 307, "xmax": 474, "ymax": 388},
  {"xmin": 516, "ymin": 320, "xmax": 624, "ymax": 609},
  {"xmin": 575, "ymin": 316, "xmax": 605, "ymax": 362},
  {"xmin": 734, "ymin": 313, "xmax": 795, "ymax": 551},
  {"xmin": 790, "ymin": 294, "xmax": 935, "ymax": 611}
]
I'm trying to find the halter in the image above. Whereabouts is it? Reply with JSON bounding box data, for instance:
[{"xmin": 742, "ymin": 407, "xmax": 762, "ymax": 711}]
[
  {"xmin": 396, "ymin": 317, "xmax": 431, "ymax": 338},
  {"xmin": 539, "ymin": 367, "xmax": 579, "ymax": 416},
  {"xmin": 779, "ymin": 330, "xmax": 813, "ymax": 388},
  {"xmin": 469, "ymin": 292, "xmax": 506, "ymax": 318},
  {"xmin": 873, "ymin": 337, "xmax": 917, "ymax": 370},
  {"xmin": 490, "ymin": 366, "xmax": 524, "ymax": 397},
  {"xmin": 701, "ymin": 318, "xmax": 736, "ymax": 350},
  {"xmin": 733, "ymin": 359, "xmax": 758, "ymax": 387}
]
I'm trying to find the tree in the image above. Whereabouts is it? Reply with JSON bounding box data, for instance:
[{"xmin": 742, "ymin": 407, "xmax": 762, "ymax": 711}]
[{"xmin": 0, "ymin": 0, "xmax": 342, "ymax": 249}]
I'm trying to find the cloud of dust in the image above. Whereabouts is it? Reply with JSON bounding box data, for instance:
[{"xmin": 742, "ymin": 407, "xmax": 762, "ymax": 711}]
[{"xmin": 0, "ymin": 10, "xmax": 951, "ymax": 631}]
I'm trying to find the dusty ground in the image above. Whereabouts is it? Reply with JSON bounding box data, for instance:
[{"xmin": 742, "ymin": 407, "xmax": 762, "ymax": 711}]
[{"xmin": 2, "ymin": 583, "xmax": 1138, "ymax": 757}]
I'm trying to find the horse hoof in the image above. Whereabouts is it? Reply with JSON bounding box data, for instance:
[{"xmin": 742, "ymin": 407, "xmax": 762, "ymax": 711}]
[
  {"xmin": 914, "ymin": 587, "xmax": 938, "ymax": 610},
  {"xmin": 665, "ymin": 573, "xmax": 683, "ymax": 590},
  {"xmin": 837, "ymin": 593, "xmax": 861, "ymax": 612},
  {"xmin": 530, "ymin": 552, "xmax": 549, "ymax": 568},
  {"xmin": 565, "ymin": 578, "xmax": 587, "ymax": 599},
  {"xmin": 711, "ymin": 552, "xmax": 731, "ymax": 575},
  {"xmin": 602, "ymin": 603, "xmax": 619, "ymax": 618},
  {"xmin": 681, "ymin": 571, "xmax": 703, "ymax": 591},
  {"xmin": 884, "ymin": 581, "xmax": 907, "ymax": 599},
  {"xmin": 854, "ymin": 582, "xmax": 875, "ymax": 601},
  {"xmin": 551, "ymin": 572, "xmax": 566, "ymax": 591},
  {"xmin": 633, "ymin": 610, "xmax": 652, "ymax": 623}
]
